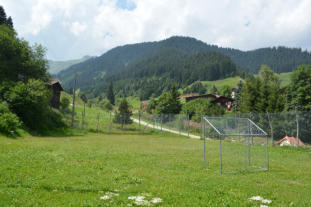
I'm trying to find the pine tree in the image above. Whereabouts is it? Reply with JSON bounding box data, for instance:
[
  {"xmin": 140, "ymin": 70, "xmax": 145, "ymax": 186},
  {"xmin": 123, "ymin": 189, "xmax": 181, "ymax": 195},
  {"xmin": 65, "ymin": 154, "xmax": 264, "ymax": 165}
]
[
  {"xmin": 6, "ymin": 16, "xmax": 13, "ymax": 28},
  {"xmin": 286, "ymin": 65, "xmax": 311, "ymax": 111},
  {"xmin": 211, "ymin": 85, "xmax": 218, "ymax": 94},
  {"xmin": 232, "ymin": 80, "xmax": 243, "ymax": 112},
  {"xmin": 155, "ymin": 84, "xmax": 182, "ymax": 115},
  {"xmin": 107, "ymin": 82, "xmax": 115, "ymax": 105},
  {"xmin": 113, "ymin": 98, "xmax": 132, "ymax": 128},
  {"xmin": 0, "ymin": 6, "xmax": 7, "ymax": 25}
]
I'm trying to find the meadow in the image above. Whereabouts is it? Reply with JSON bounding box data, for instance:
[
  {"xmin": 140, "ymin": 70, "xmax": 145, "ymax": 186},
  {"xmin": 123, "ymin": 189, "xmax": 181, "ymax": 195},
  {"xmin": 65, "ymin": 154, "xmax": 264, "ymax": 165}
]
[{"xmin": 0, "ymin": 132, "xmax": 310, "ymax": 206}]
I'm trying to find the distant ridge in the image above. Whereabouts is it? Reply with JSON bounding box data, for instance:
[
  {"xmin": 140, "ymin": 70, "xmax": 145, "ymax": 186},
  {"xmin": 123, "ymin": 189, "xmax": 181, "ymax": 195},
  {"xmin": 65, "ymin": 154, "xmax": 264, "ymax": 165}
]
[
  {"xmin": 48, "ymin": 55, "xmax": 94, "ymax": 74},
  {"xmin": 57, "ymin": 36, "xmax": 311, "ymax": 99}
]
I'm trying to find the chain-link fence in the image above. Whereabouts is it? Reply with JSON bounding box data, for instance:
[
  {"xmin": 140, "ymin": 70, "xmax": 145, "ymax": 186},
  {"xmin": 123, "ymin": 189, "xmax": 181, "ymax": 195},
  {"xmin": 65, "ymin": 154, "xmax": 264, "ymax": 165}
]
[
  {"xmin": 203, "ymin": 116, "xmax": 269, "ymax": 174},
  {"xmin": 201, "ymin": 111, "xmax": 311, "ymax": 174},
  {"xmin": 221, "ymin": 112, "xmax": 311, "ymax": 145},
  {"xmin": 65, "ymin": 107, "xmax": 196, "ymax": 136}
]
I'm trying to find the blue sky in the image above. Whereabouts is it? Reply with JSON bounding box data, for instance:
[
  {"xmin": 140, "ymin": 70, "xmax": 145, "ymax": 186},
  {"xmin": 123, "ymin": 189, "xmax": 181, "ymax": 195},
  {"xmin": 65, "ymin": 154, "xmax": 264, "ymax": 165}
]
[{"xmin": 1, "ymin": 0, "xmax": 311, "ymax": 61}]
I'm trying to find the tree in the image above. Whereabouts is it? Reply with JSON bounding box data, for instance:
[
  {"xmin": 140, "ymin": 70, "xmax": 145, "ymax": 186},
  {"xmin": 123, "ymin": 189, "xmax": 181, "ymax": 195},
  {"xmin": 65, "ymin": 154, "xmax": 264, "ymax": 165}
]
[
  {"xmin": 286, "ymin": 65, "xmax": 311, "ymax": 111},
  {"xmin": 181, "ymin": 98, "xmax": 224, "ymax": 122},
  {"xmin": 0, "ymin": 26, "xmax": 49, "ymax": 83},
  {"xmin": 0, "ymin": 6, "xmax": 7, "ymax": 25},
  {"xmin": 0, "ymin": 102, "xmax": 21, "ymax": 134},
  {"xmin": 220, "ymin": 85, "xmax": 232, "ymax": 97},
  {"xmin": 60, "ymin": 97, "xmax": 70, "ymax": 110},
  {"xmin": 232, "ymin": 80, "xmax": 243, "ymax": 112},
  {"xmin": 103, "ymin": 101, "xmax": 113, "ymax": 112},
  {"xmin": 113, "ymin": 98, "xmax": 133, "ymax": 128},
  {"xmin": 107, "ymin": 82, "xmax": 115, "ymax": 105},
  {"xmin": 211, "ymin": 85, "xmax": 218, "ymax": 94},
  {"xmin": 6, "ymin": 16, "xmax": 13, "ymax": 28},
  {"xmin": 240, "ymin": 65, "xmax": 284, "ymax": 113},
  {"xmin": 154, "ymin": 85, "xmax": 182, "ymax": 115},
  {"xmin": 146, "ymin": 98, "xmax": 157, "ymax": 114},
  {"xmin": 183, "ymin": 82, "xmax": 206, "ymax": 95},
  {"xmin": 3, "ymin": 79, "xmax": 65, "ymax": 131}
]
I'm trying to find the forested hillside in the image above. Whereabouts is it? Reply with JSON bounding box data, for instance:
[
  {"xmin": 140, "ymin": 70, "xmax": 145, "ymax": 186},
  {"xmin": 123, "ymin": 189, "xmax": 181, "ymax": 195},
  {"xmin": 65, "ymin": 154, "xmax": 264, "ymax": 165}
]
[
  {"xmin": 57, "ymin": 36, "xmax": 311, "ymax": 98},
  {"xmin": 94, "ymin": 50, "xmax": 243, "ymax": 100}
]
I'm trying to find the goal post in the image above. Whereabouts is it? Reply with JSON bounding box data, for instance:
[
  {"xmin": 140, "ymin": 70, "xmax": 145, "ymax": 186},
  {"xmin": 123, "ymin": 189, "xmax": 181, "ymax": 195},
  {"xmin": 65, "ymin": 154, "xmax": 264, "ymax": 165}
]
[{"xmin": 202, "ymin": 116, "xmax": 269, "ymax": 174}]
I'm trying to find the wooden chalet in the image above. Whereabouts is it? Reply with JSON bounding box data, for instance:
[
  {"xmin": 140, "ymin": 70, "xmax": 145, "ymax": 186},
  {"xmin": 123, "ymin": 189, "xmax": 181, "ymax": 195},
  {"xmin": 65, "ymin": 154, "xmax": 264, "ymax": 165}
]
[{"xmin": 178, "ymin": 93, "xmax": 234, "ymax": 110}]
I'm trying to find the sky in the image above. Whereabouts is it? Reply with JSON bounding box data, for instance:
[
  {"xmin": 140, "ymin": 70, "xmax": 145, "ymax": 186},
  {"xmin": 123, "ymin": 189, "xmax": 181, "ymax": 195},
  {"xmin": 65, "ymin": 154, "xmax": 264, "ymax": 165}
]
[{"xmin": 1, "ymin": 0, "xmax": 311, "ymax": 61}]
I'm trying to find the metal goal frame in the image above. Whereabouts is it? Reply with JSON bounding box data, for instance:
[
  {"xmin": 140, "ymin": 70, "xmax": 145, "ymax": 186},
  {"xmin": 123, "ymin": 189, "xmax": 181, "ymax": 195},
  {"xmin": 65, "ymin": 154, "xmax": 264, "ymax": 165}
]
[{"xmin": 202, "ymin": 116, "xmax": 269, "ymax": 174}]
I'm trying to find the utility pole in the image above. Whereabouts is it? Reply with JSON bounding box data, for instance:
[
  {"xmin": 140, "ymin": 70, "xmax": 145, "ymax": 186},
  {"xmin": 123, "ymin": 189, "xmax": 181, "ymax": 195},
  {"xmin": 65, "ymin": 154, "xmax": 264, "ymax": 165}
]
[{"xmin": 71, "ymin": 74, "xmax": 77, "ymax": 128}]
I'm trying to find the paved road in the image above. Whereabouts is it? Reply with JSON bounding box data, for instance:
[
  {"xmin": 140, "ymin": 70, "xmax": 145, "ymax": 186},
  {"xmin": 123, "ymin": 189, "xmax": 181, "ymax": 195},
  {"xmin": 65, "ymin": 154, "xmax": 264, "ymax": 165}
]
[{"xmin": 132, "ymin": 118, "xmax": 201, "ymax": 139}]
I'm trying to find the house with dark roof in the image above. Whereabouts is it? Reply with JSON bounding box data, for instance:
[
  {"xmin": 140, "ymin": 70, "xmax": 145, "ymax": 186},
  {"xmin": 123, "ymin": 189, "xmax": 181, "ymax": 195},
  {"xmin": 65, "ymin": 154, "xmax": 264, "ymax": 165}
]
[
  {"xmin": 178, "ymin": 93, "xmax": 234, "ymax": 110},
  {"xmin": 47, "ymin": 78, "xmax": 63, "ymax": 109}
]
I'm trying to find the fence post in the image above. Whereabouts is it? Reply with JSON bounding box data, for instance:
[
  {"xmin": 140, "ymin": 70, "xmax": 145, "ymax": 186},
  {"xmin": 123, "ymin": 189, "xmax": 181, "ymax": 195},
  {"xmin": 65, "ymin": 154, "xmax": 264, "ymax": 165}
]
[
  {"xmin": 203, "ymin": 119, "xmax": 206, "ymax": 169},
  {"xmin": 160, "ymin": 114, "xmax": 163, "ymax": 131},
  {"xmin": 96, "ymin": 113, "xmax": 100, "ymax": 132},
  {"xmin": 187, "ymin": 114, "xmax": 190, "ymax": 138},
  {"xmin": 267, "ymin": 112, "xmax": 274, "ymax": 146},
  {"xmin": 295, "ymin": 107, "xmax": 299, "ymax": 148},
  {"xmin": 219, "ymin": 134, "xmax": 222, "ymax": 174},
  {"xmin": 71, "ymin": 74, "xmax": 77, "ymax": 128},
  {"xmin": 266, "ymin": 135, "xmax": 269, "ymax": 170},
  {"xmin": 179, "ymin": 114, "xmax": 181, "ymax": 136},
  {"xmin": 122, "ymin": 114, "xmax": 125, "ymax": 131},
  {"xmin": 109, "ymin": 112, "xmax": 112, "ymax": 133},
  {"xmin": 139, "ymin": 110, "xmax": 141, "ymax": 129}
]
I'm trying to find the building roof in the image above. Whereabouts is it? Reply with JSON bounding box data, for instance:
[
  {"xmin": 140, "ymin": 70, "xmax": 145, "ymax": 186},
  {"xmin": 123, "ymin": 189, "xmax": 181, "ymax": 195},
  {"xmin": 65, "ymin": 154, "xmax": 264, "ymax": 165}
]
[
  {"xmin": 178, "ymin": 93, "xmax": 199, "ymax": 99},
  {"xmin": 47, "ymin": 78, "xmax": 64, "ymax": 91},
  {"xmin": 277, "ymin": 136, "xmax": 305, "ymax": 146}
]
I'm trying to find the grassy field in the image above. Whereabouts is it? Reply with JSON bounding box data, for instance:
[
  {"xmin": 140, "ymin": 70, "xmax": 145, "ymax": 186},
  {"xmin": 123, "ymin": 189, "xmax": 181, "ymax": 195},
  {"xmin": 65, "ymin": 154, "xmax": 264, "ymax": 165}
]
[
  {"xmin": 201, "ymin": 76, "xmax": 244, "ymax": 89},
  {"xmin": 0, "ymin": 133, "xmax": 310, "ymax": 206}
]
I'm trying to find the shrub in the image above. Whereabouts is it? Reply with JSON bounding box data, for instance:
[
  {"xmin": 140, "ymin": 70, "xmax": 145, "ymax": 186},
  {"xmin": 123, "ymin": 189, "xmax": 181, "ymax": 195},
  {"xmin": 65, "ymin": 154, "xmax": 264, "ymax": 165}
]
[
  {"xmin": 60, "ymin": 97, "xmax": 70, "ymax": 110},
  {"xmin": 4, "ymin": 79, "xmax": 66, "ymax": 131},
  {"xmin": 181, "ymin": 98, "xmax": 225, "ymax": 122},
  {"xmin": 113, "ymin": 98, "xmax": 132, "ymax": 128},
  {"xmin": 0, "ymin": 102, "xmax": 21, "ymax": 134}
]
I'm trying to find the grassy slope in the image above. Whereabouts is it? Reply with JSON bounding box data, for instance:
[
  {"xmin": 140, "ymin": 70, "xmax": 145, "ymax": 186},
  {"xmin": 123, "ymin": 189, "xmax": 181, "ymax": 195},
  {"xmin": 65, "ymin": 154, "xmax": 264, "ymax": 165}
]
[
  {"xmin": 200, "ymin": 76, "xmax": 244, "ymax": 89},
  {"xmin": 0, "ymin": 134, "xmax": 310, "ymax": 206},
  {"xmin": 180, "ymin": 77, "xmax": 244, "ymax": 94}
]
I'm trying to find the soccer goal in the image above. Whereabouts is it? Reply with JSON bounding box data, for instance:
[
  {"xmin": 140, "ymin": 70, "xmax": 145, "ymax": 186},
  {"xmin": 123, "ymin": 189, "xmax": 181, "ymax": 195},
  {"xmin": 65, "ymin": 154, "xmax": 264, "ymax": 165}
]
[{"xmin": 202, "ymin": 116, "xmax": 269, "ymax": 174}]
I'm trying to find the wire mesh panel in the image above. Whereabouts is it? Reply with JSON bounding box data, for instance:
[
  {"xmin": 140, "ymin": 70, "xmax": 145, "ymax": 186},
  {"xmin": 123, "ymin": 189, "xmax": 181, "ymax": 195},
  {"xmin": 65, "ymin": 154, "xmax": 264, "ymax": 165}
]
[{"xmin": 203, "ymin": 116, "xmax": 269, "ymax": 174}]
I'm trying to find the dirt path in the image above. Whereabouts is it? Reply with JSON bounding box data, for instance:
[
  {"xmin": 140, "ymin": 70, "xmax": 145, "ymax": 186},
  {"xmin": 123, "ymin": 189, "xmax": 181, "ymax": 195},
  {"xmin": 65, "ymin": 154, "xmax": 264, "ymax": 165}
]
[{"xmin": 132, "ymin": 118, "xmax": 201, "ymax": 139}]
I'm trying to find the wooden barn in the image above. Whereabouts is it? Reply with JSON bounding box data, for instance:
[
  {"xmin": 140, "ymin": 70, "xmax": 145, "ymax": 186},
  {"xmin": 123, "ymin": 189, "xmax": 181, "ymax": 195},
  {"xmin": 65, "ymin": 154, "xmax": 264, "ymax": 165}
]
[{"xmin": 47, "ymin": 78, "xmax": 63, "ymax": 109}]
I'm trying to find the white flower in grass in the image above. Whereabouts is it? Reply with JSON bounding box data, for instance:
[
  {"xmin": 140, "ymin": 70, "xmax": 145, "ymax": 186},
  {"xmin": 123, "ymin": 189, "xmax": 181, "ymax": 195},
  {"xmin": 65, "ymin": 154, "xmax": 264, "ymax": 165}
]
[
  {"xmin": 260, "ymin": 205, "xmax": 269, "ymax": 207},
  {"xmin": 249, "ymin": 196, "xmax": 263, "ymax": 201},
  {"xmin": 151, "ymin": 197, "xmax": 162, "ymax": 204},
  {"xmin": 128, "ymin": 196, "xmax": 150, "ymax": 206},
  {"xmin": 262, "ymin": 199, "xmax": 272, "ymax": 204},
  {"xmin": 100, "ymin": 195, "xmax": 111, "ymax": 200},
  {"xmin": 100, "ymin": 192, "xmax": 120, "ymax": 200}
]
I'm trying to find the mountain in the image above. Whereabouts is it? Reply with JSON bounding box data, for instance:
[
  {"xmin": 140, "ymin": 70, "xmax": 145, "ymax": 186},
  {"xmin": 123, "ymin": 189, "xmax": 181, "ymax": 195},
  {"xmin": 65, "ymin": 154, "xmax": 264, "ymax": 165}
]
[
  {"xmin": 48, "ymin": 55, "xmax": 93, "ymax": 74},
  {"xmin": 57, "ymin": 36, "xmax": 311, "ymax": 98},
  {"xmin": 95, "ymin": 49, "xmax": 243, "ymax": 100}
]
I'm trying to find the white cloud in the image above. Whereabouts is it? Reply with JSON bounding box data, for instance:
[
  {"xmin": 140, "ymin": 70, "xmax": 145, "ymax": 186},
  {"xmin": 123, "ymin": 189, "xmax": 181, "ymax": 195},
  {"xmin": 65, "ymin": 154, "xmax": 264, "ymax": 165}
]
[
  {"xmin": 70, "ymin": 21, "xmax": 87, "ymax": 36},
  {"xmin": 1, "ymin": 0, "xmax": 311, "ymax": 60}
]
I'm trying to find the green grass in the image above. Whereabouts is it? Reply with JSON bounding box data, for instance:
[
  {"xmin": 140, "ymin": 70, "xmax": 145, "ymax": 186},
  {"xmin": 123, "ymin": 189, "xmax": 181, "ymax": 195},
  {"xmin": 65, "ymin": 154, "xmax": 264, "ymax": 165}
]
[
  {"xmin": 0, "ymin": 133, "xmax": 310, "ymax": 206},
  {"xmin": 200, "ymin": 76, "xmax": 244, "ymax": 89}
]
